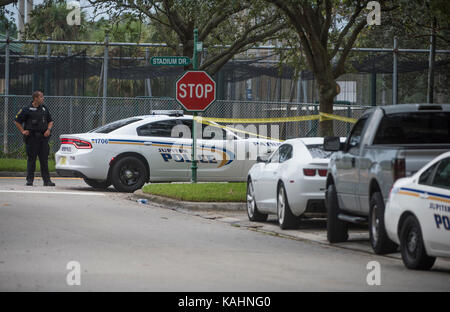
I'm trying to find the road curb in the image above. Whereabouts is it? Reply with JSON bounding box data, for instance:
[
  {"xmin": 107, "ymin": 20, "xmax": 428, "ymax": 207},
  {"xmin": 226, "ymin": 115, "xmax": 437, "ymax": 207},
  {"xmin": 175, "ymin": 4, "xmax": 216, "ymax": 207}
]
[
  {"xmin": 0, "ymin": 171, "xmax": 59, "ymax": 177},
  {"xmin": 134, "ymin": 189, "xmax": 246, "ymax": 212}
]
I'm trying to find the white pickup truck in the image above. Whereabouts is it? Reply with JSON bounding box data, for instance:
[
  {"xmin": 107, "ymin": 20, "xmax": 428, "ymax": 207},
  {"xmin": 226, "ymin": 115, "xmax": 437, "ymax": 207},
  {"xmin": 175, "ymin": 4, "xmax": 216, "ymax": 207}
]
[{"xmin": 324, "ymin": 104, "xmax": 450, "ymax": 254}]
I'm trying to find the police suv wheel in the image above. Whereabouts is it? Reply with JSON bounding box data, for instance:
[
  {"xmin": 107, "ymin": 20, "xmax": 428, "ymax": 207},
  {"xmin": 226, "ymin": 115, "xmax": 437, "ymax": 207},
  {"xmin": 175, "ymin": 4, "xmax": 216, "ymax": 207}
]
[
  {"xmin": 277, "ymin": 183, "xmax": 300, "ymax": 230},
  {"xmin": 369, "ymin": 192, "xmax": 398, "ymax": 254},
  {"xmin": 246, "ymin": 178, "xmax": 268, "ymax": 222},
  {"xmin": 111, "ymin": 156, "xmax": 148, "ymax": 193},
  {"xmin": 400, "ymin": 215, "xmax": 436, "ymax": 270},
  {"xmin": 326, "ymin": 184, "xmax": 348, "ymax": 243},
  {"xmin": 83, "ymin": 178, "xmax": 111, "ymax": 189}
]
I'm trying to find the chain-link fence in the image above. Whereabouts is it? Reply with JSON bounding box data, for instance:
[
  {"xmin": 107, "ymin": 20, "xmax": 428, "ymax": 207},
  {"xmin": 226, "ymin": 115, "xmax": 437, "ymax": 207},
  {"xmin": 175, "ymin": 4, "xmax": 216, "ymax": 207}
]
[{"xmin": 0, "ymin": 95, "xmax": 370, "ymax": 158}]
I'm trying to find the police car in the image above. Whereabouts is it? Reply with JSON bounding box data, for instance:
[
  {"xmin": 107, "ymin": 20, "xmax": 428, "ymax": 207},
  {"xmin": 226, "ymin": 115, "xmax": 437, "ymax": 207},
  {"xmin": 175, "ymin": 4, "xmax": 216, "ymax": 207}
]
[
  {"xmin": 55, "ymin": 111, "xmax": 280, "ymax": 192},
  {"xmin": 385, "ymin": 151, "xmax": 450, "ymax": 270}
]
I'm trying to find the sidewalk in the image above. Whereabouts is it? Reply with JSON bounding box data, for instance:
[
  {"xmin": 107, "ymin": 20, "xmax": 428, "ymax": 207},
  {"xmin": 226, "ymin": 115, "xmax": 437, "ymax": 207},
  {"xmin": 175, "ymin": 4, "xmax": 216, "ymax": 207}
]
[{"xmin": 134, "ymin": 189, "xmax": 246, "ymax": 211}]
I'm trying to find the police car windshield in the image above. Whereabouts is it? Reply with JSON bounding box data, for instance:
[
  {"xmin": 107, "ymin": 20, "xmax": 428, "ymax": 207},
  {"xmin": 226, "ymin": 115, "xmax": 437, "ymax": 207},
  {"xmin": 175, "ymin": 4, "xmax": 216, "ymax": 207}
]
[{"xmin": 89, "ymin": 118, "xmax": 143, "ymax": 133}]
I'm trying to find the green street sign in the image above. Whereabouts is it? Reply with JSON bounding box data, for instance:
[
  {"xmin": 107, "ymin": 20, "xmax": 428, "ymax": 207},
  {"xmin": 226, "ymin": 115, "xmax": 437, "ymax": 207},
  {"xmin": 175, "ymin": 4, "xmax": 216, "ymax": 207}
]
[{"xmin": 150, "ymin": 56, "xmax": 191, "ymax": 66}]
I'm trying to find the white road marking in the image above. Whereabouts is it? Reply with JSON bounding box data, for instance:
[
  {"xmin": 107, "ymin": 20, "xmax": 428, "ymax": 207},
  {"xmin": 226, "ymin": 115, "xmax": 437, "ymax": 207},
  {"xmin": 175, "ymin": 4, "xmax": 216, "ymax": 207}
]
[{"xmin": 0, "ymin": 190, "xmax": 105, "ymax": 196}]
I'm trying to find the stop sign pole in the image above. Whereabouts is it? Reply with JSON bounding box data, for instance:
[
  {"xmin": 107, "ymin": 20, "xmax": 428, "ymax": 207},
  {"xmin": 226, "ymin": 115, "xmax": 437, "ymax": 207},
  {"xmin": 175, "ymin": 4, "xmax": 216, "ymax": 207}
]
[
  {"xmin": 175, "ymin": 29, "xmax": 217, "ymax": 183},
  {"xmin": 191, "ymin": 29, "xmax": 199, "ymax": 183}
]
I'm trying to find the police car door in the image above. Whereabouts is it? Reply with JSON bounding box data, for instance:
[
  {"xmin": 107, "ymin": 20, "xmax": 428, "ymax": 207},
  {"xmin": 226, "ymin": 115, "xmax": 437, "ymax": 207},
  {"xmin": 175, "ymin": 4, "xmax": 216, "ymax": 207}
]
[
  {"xmin": 417, "ymin": 157, "xmax": 450, "ymax": 256},
  {"xmin": 181, "ymin": 119, "xmax": 244, "ymax": 181},
  {"xmin": 137, "ymin": 119, "xmax": 190, "ymax": 181}
]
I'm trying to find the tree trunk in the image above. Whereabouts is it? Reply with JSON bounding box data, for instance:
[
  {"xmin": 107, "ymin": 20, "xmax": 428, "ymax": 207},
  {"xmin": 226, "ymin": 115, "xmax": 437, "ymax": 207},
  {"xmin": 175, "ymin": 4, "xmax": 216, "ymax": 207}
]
[{"xmin": 317, "ymin": 75, "xmax": 338, "ymax": 137}]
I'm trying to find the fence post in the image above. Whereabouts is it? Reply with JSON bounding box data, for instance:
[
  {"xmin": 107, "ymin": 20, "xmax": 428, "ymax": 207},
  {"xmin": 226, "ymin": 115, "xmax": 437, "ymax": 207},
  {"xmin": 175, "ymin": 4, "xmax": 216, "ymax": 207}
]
[
  {"xmin": 427, "ymin": 20, "xmax": 436, "ymax": 104},
  {"xmin": 68, "ymin": 46, "xmax": 73, "ymax": 133},
  {"xmin": 102, "ymin": 34, "xmax": 109, "ymax": 125},
  {"xmin": 145, "ymin": 48, "xmax": 152, "ymax": 97},
  {"xmin": 3, "ymin": 29, "xmax": 10, "ymax": 154},
  {"xmin": 45, "ymin": 37, "xmax": 51, "ymax": 95},
  {"xmin": 347, "ymin": 105, "xmax": 351, "ymax": 135},
  {"xmin": 32, "ymin": 44, "xmax": 38, "ymax": 91},
  {"xmin": 393, "ymin": 37, "xmax": 398, "ymax": 105}
]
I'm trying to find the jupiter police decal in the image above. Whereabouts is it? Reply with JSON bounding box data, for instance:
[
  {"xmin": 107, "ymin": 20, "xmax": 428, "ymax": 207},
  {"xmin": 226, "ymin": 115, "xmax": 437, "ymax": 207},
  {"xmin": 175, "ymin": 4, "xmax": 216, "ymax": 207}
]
[{"xmin": 158, "ymin": 144, "xmax": 235, "ymax": 168}]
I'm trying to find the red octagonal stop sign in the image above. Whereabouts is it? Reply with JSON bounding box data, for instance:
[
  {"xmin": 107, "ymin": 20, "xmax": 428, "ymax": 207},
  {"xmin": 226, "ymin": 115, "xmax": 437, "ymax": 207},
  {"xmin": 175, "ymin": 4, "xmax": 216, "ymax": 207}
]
[{"xmin": 176, "ymin": 71, "xmax": 216, "ymax": 111}]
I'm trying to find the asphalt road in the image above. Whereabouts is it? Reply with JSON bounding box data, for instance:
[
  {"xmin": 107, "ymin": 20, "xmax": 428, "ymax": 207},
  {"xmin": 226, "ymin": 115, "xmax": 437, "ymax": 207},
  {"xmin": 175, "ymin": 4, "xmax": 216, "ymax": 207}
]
[{"xmin": 0, "ymin": 177, "xmax": 449, "ymax": 291}]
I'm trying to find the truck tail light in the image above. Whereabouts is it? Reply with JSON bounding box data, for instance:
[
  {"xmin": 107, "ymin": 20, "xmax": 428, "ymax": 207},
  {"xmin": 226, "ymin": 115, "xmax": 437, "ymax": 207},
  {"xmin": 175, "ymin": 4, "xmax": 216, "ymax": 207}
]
[
  {"xmin": 303, "ymin": 169, "xmax": 316, "ymax": 176},
  {"xmin": 61, "ymin": 138, "xmax": 92, "ymax": 149},
  {"xmin": 393, "ymin": 158, "xmax": 405, "ymax": 182}
]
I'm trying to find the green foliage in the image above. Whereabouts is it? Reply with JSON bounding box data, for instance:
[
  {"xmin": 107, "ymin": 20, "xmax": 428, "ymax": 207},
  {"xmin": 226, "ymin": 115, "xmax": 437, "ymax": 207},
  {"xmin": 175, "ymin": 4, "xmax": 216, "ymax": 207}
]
[
  {"xmin": 142, "ymin": 182, "xmax": 247, "ymax": 202},
  {"xmin": 24, "ymin": 1, "xmax": 87, "ymax": 41},
  {"xmin": 0, "ymin": 158, "xmax": 56, "ymax": 172}
]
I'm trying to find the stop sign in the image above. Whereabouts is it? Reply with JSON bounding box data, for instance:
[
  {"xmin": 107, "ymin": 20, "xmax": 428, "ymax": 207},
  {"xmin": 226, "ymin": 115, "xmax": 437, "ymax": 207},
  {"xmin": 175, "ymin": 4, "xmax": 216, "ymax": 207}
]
[{"xmin": 176, "ymin": 71, "xmax": 216, "ymax": 111}]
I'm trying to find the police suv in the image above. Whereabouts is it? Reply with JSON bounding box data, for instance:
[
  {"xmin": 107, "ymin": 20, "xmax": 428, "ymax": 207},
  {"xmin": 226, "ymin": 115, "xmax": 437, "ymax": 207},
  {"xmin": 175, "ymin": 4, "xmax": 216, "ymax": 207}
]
[
  {"xmin": 55, "ymin": 111, "xmax": 280, "ymax": 192},
  {"xmin": 385, "ymin": 151, "xmax": 450, "ymax": 270}
]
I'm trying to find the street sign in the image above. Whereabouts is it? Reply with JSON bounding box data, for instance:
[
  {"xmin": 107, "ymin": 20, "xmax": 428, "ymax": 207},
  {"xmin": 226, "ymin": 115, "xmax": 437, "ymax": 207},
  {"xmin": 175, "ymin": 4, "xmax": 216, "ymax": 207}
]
[
  {"xmin": 176, "ymin": 71, "xmax": 216, "ymax": 112},
  {"xmin": 150, "ymin": 56, "xmax": 191, "ymax": 66}
]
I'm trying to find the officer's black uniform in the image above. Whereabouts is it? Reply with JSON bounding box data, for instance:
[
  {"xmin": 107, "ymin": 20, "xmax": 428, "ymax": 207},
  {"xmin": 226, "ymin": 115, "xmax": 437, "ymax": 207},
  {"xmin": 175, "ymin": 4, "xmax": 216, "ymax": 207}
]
[{"xmin": 15, "ymin": 103, "xmax": 54, "ymax": 185}]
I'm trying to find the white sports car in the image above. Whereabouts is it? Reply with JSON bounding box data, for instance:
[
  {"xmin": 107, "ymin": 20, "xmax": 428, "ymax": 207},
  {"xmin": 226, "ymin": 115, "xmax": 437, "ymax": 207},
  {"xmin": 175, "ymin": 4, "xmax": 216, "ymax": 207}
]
[
  {"xmin": 385, "ymin": 151, "xmax": 450, "ymax": 270},
  {"xmin": 55, "ymin": 111, "xmax": 280, "ymax": 192},
  {"xmin": 246, "ymin": 137, "xmax": 345, "ymax": 229}
]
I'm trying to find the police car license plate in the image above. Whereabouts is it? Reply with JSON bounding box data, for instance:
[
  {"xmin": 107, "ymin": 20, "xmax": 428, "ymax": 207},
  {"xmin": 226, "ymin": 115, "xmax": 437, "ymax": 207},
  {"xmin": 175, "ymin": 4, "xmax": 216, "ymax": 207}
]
[{"xmin": 59, "ymin": 156, "xmax": 67, "ymax": 165}]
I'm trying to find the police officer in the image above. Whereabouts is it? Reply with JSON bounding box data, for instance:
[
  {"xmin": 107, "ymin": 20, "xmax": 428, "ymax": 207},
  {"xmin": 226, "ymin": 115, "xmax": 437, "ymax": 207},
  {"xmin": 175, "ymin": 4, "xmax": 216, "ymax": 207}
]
[{"xmin": 14, "ymin": 91, "xmax": 55, "ymax": 186}]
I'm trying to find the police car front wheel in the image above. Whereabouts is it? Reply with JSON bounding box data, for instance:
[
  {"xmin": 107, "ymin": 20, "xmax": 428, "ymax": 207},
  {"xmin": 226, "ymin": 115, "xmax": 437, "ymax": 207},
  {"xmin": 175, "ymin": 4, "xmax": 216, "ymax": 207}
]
[
  {"xmin": 400, "ymin": 215, "xmax": 436, "ymax": 270},
  {"xmin": 111, "ymin": 156, "xmax": 148, "ymax": 193}
]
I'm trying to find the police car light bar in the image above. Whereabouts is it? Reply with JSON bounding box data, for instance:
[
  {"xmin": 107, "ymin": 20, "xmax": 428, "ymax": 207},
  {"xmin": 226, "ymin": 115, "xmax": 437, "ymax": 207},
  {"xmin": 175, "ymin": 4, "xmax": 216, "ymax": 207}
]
[{"xmin": 150, "ymin": 110, "xmax": 184, "ymax": 117}]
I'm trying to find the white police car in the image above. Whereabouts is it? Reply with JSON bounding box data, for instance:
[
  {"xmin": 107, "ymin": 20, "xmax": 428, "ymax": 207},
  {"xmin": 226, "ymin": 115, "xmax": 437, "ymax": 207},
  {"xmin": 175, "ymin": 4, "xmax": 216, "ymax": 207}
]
[
  {"xmin": 385, "ymin": 151, "xmax": 450, "ymax": 270},
  {"xmin": 55, "ymin": 111, "xmax": 280, "ymax": 192}
]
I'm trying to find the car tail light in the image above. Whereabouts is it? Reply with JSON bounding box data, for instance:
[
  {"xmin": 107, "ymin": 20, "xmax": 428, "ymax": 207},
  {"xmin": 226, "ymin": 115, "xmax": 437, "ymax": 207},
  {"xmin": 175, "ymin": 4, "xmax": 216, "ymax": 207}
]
[
  {"xmin": 61, "ymin": 138, "xmax": 92, "ymax": 149},
  {"xmin": 303, "ymin": 169, "xmax": 316, "ymax": 176},
  {"xmin": 318, "ymin": 169, "xmax": 328, "ymax": 177},
  {"xmin": 393, "ymin": 158, "xmax": 405, "ymax": 182}
]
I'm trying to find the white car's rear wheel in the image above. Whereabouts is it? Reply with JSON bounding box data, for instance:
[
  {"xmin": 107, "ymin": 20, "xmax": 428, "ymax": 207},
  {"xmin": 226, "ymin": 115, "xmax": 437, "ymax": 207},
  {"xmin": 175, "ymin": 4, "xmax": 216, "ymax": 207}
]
[
  {"xmin": 111, "ymin": 156, "xmax": 148, "ymax": 193},
  {"xmin": 247, "ymin": 178, "xmax": 268, "ymax": 222},
  {"xmin": 277, "ymin": 183, "xmax": 300, "ymax": 230}
]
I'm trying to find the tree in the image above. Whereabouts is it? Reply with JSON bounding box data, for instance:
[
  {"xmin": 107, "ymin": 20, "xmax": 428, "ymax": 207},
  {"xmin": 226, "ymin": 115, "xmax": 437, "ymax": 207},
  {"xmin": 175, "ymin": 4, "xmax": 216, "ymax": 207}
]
[
  {"xmin": 265, "ymin": 0, "xmax": 395, "ymax": 136},
  {"xmin": 395, "ymin": 0, "xmax": 450, "ymax": 103},
  {"xmin": 89, "ymin": 0, "xmax": 288, "ymax": 75},
  {"xmin": 0, "ymin": 0, "xmax": 17, "ymax": 7},
  {"xmin": 355, "ymin": 0, "xmax": 450, "ymax": 105},
  {"xmin": 24, "ymin": 1, "xmax": 87, "ymax": 42}
]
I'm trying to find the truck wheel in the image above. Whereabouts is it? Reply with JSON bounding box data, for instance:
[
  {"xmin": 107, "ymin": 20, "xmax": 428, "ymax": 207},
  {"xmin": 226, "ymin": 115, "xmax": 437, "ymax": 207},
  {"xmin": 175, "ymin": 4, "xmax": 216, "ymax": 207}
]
[
  {"xmin": 326, "ymin": 184, "xmax": 348, "ymax": 243},
  {"xmin": 83, "ymin": 178, "xmax": 110, "ymax": 189},
  {"xmin": 247, "ymin": 178, "xmax": 268, "ymax": 222},
  {"xmin": 277, "ymin": 183, "xmax": 300, "ymax": 230},
  {"xmin": 369, "ymin": 192, "xmax": 398, "ymax": 254},
  {"xmin": 400, "ymin": 215, "xmax": 436, "ymax": 270},
  {"xmin": 111, "ymin": 156, "xmax": 148, "ymax": 193}
]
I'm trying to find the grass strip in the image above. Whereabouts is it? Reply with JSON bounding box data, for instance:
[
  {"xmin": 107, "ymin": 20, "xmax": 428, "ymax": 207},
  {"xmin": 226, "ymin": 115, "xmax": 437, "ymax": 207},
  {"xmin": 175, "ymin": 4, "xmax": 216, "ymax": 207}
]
[
  {"xmin": 142, "ymin": 182, "xmax": 247, "ymax": 202},
  {"xmin": 0, "ymin": 158, "xmax": 56, "ymax": 172}
]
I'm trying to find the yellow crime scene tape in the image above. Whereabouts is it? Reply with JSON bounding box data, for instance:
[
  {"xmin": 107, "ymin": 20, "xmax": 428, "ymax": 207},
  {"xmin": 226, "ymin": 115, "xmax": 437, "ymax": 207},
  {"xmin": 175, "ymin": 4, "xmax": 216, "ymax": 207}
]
[{"xmin": 193, "ymin": 113, "xmax": 357, "ymax": 142}]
